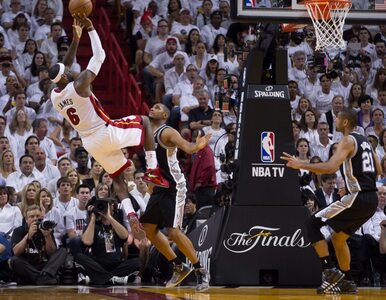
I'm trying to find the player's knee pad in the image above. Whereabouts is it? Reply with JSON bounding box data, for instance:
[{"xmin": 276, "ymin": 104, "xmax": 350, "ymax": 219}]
[{"xmin": 306, "ymin": 215, "xmax": 325, "ymax": 244}]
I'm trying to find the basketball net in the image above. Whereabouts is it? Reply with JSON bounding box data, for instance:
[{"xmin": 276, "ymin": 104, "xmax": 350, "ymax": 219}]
[{"xmin": 305, "ymin": 0, "xmax": 352, "ymax": 51}]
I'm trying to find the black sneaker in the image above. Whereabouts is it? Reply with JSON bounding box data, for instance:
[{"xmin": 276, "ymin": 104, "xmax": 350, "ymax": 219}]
[
  {"xmin": 325, "ymin": 279, "xmax": 358, "ymax": 294},
  {"xmin": 316, "ymin": 268, "xmax": 345, "ymax": 294},
  {"xmin": 165, "ymin": 263, "xmax": 193, "ymax": 288},
  {"xmin": 195, "ymin": 268, "xmax": 210, "ymax": 292},
  {"xmin": 36, "ymin": 272, "xmax": 58, "ymax": 285}
]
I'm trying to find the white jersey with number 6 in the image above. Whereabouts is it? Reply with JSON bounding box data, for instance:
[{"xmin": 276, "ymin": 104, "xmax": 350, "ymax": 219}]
[
  {"xmin": 50, "ymin": 82, "xmax": 144, "ymax": 175},
  {"xmin": 51, "ymin": 82, "xmax": 106, "ymax": 137}
]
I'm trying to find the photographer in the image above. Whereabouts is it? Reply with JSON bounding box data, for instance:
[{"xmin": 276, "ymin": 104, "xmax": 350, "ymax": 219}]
[
  {"xmin": 215, "ymin": 123, "xmax": 236, "ymax": 183},
  {"xmin": 0, "ymin": 75, "xmax": 21, "ymax": 113},
  {"xmin": 0, "ymin": 51, "xmax": 26, "ymax": 93},
  {"xmin": 74, "ymin": 198, "xmax": 139, "ymax": 285},
  {"xmin": 10, "ymin": 204, "xmax": 66, "ymax": 285}
]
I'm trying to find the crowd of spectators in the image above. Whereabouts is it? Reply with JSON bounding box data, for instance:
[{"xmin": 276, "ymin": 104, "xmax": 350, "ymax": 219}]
[{"xmin": 0, "ymin": 0, "xmax": 386, "ymax": 288}]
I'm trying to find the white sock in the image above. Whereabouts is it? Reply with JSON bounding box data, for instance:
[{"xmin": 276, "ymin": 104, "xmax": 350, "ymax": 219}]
[{"xmin": 145, "ymin": 151, "xmax": 157, "ymax": 169}]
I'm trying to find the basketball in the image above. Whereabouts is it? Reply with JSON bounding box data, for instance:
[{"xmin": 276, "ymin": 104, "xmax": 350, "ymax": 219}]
[{"xmin": 68, "ymin": 0, "xmax": 93, "ymax": 17}]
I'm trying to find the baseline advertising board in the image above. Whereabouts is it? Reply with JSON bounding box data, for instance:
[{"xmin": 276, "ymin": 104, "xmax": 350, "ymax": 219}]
[{"xmin": 212, "ymin": 206, "xmax": 321, "ymax": 285}]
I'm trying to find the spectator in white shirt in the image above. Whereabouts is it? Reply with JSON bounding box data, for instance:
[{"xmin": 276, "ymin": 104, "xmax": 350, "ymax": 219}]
[
  {"xmin": 310, "ymin": 122, "xmax": 334, "ymax": 162},
  {"xmin": 66, "ymin": 184, "xmax": 90, "ymax": 239},
  {"xmin": 53, "ymin": 177, "xmax": 79, "ymax": 216},
  {"xmin": 39, "ymin": 22, "xmax": 64, "ymax": 66},
  {"xmin": 168, "ymin": 63, "xmax": 198, "ymax": 110},
  {"xmin": 298, "ymin": 65, "xmax": 319, "ymax": 99},
  {"xmin": 143, "ymin": 19, "xmax": 180, "ymax": 66},
  {"xmin": 299, "ymin": 108, "xmax": 319, "ymax": 146},
  {"xmin": 33, "ymin": 7, "xmax": 58, "ymax": 46},
  {"xmin": 23, "ymin": 51, "xmax": 48, "ymax": 87},
  {"xmin": 200, "ymin": 10, "xmax": 227, "ymax": 50},
  {"xmin": 1, "ymin": 0, "xmax": 31, "ymax": 30},
  {"xmin": 0, "ymin": 55, "xmax": 26, "ymax": 95},
  {"xmin": 309, "ymin": 74, "xmax": 336, "ymax": 114},
  {"xmin": 30, "ymin": 0, "xmax": 48, "ymax": 33},
  {"xmin": 356, "ymin": 55, "xmax": 376, "ymax": 88},
  {"xmin": 66, "ymin": 184, "xmax": 91, "ymax": 254},
  {"xmin": 31, "ymin": 0, "xmax": 63, "ymax": 22},
  {"xmin": 33, "ymin": 147, "xmax": 59, "ymax": 186},
  {"xmin": 373, "ymin": 40, "xmax": 386, "ymax": 67},
  {"xmin": 39, "ymin": 187, "xmax": 65, "ymax": 246},
  {"xmin": 47, "ymin": 157, "xmax": 71, "ymax": 197},
  {"xmin": 288, "ymin": 50, "xmax": 307, "ymax": 82},
  {"xmin": 203, "ymin": 110, "xmax": 226, "ymax": 153},
  {"xmin": 17, "ymin": 181, "xmax": 38, "ymax": 216},
  {"xmin": 164, "ymin": 51, "xmax": 187, "ymax": 102},
  {"xmin": 26, "ymin": 65, "xmax": 48, "ymax": 99},
  {"xmin": 17, "ymin": 38, "xmax": 37, "ymax": 73},
  {"xmin": 34, "ymin": 118, "xmax": 57, "ymax": 165},
  {"xmin": 365, "ymin": 68, "xmax": 386, "ymax": 106},
  {"xmin": 7, "ymin": 154, "xmax": 45, "ymax": 194},
  {"xmin": 130, "ymin": 170, "xmax": 150, "ymax": 211},
  {"xmin": 171, "ymin": 8, "xmax": 199, "ymax": 50},
  {"xmin": 146, "ymin": 37, "xmax": 189, "ymax": 102},
  {"xmin": 5, "ymin": 90, "xmax": 36, "ymax": 123},
  {"xmin": 0, "ymin": 185, "xmax": 22, "ymax": 237},
  {"xmin": 195, "ymin": 0, "xmax": 213, "ymax": 30}
]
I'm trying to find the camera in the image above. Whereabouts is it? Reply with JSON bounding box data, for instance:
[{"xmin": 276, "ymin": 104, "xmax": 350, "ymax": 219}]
[
  {"xmin": 93, "ymin": 199, "xmax": 110, "ymax": 213},
  {"xmin": 0, "ymin": 55, "xmax": 11, "ymax": 63},
  {"xmin": 1, "ymin": 63, "xmax": 10, "ymax": 68},
  {"xmin": 291, "ymin": 31, "xmax": 305, "ymax": 46},
  {"xmin": 220, "ymin": 161, "xmax": 237, "ymax": 174},
  {"xmin": 36, "ymin": 220, "xmax": 57, "ymax": 231},
  {"xmin": 312, "ymin": 52, "xmax": 326, "ymax": 73}
]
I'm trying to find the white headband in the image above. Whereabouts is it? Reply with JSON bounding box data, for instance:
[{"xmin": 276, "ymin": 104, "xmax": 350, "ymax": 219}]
[{"xmin": 51, "ymin": 63, "xmax": 65, "ymax": 83}]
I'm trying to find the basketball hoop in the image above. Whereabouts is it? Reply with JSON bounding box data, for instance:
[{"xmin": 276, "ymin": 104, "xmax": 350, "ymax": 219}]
[{"xmin": 304, "ymin": 0, "xmax": 352, "ymax": 51}]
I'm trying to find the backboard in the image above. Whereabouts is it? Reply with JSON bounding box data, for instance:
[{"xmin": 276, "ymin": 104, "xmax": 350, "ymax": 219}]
[{"xmin": 231, "ymin": 0, "xmax": 386, "ymax": 25}]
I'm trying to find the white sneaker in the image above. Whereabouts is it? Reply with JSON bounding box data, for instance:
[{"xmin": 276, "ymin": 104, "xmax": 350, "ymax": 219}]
[
  {"xmin": 109, "ymin": 276, "xmax": 128, "ymax": 285},
  {"xmin": 133, "ymin": 276, "xmax": 141, "ymax": 285},
  {"xmin": 78, "ymin": 273, "xmax": 90, "ymax": 285}
]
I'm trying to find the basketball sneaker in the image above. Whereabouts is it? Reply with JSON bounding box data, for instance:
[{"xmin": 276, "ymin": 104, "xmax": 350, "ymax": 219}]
[
  {"xmin": 77, "ymin": 273, "xmax": 90, "ymax": 285},
  {"xmin": 109, "ymin": 276, "xmax": 128, "ymax": 285},
  {"xmin": 143, "ymin": 167, "xmax": 170, "ymax": 188},
  {"xmin": 195, "ymin": 268, "xmax": 210, "ymax": 292},
  {"xmin": 128, "ymin": 213, "xmax": 146, "ymax": 240},
  {"xmin": 165, "ymin": 263, "xmax": 193, "ymax": 288},
  {"xmin": 324, "ymin": 279, "xmax": 358, "ymax": 294},
  {"xmin": 316, "ymin": 267, "xmax": 345, "ymax": 294}
]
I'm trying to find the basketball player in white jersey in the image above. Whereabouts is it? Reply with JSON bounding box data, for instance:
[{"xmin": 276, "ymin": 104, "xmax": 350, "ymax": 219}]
[{"xmin": 48, "ymin": 15, "xmax": 168, "ymax": 190}]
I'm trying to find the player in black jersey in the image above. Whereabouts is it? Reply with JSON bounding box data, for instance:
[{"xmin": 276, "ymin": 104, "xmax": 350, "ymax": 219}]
[
  {"xmin": 140, "ymin": 103, "xmax": 212, "ymax": 292},
  {"xmin": 281, "ymin": 108, "xmax": 381, "ymax": 294}
]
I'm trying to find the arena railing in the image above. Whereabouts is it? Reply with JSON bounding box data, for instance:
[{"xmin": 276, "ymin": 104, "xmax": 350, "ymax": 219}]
[{"xmin": 96, "ymin": 7, "xmax": 147, "ymax": 115}]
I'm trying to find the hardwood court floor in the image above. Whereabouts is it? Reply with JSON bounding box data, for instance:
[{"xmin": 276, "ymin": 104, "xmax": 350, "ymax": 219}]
[{"xmin": 1, "ymin": 286, "xmax": 386, "ymax": 300}]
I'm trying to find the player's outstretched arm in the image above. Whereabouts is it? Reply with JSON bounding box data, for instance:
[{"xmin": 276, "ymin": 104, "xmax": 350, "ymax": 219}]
[
  {"xmin": 281, "ymin": 136, "xmax": 354, "ymax": 174},
  {"xmin": 62, "ymin": 17, "xmax": 83, "ymax": 68},
  {"xmin": 74, "ymin": 14, "xmax": 106, "ymax": 96},
  {"xmin": 163, "ymin": 127, "xmax": 211, "ymax": 154}
]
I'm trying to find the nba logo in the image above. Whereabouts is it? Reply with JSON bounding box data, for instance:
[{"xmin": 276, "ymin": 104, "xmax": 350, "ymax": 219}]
[
  {"xmin": 261, "ymin": 132, "xmax": 275, "ymax": 162},
  {"xmin": 245, "ymin": 0, "xmax": 256, "ymax": 7}
]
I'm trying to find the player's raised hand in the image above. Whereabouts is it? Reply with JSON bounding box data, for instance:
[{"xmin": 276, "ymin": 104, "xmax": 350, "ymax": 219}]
[
  {"xmin": 73, "ymin": 13, "xmax": 93, "ymax": 29},
  {"xmin": 280, "ymin": 152, "xmax": 302, "ymax": 170},
  {"xmin": 195, "ymin": 131, "xmax": 212, "ymax": 151},
  {"xmin": 72, "ymin": 17, "xmax": 83, "ymax": 41}
]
